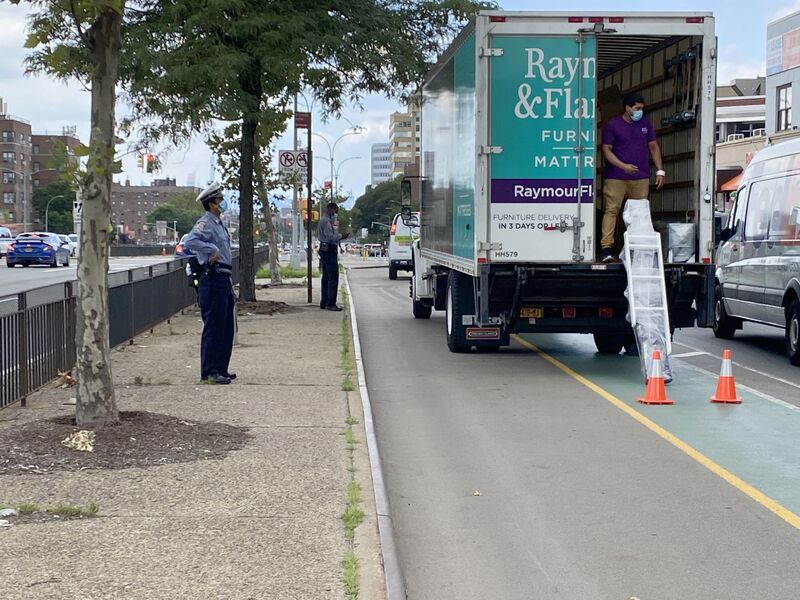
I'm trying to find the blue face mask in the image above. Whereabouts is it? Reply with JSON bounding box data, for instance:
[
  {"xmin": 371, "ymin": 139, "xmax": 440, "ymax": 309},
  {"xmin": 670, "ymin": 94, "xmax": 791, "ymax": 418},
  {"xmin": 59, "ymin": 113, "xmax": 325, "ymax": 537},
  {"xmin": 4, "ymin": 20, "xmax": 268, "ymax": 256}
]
[
  {"xmin": 631, "ymin": 109, "xmax": 644, "ymax": 122},
  {"xmin": 218, "ymin": 198, "xmax": 229, "ymax": 212}
]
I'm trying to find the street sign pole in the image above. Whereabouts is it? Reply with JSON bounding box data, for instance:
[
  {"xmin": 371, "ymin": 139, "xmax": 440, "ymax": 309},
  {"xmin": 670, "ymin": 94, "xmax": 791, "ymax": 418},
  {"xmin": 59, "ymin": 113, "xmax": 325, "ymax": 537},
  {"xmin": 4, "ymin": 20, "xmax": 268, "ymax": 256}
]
[
  {"xmin": 306, "ymin": 123, "xmax": 313, "ymax": 304},
  {"xmin": 290, "ymin": 95, "xmax": 301, "ymax": 269}
]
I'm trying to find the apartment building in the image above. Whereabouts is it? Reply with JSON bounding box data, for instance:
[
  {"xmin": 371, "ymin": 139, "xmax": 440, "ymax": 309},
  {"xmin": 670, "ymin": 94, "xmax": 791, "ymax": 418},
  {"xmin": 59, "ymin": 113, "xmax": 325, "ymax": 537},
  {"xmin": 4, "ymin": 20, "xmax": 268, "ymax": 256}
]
[
  {"xmin": 389, "ymin": 108, "xmax": 420, "ymax": 177},
  {"xmin": 0, "ymin": 105, "xmax": 32, "ymax": 228},
  {"xmin": 31, "ymin": 128, "xmax": 82, "ymax": 190},
  {"xmin": 371, "ymin": 142, "xmax": 391, "ymax": 185},
  {"xmin": 111, "ymin": 179, "xmax": 200, "ymax": 242}
]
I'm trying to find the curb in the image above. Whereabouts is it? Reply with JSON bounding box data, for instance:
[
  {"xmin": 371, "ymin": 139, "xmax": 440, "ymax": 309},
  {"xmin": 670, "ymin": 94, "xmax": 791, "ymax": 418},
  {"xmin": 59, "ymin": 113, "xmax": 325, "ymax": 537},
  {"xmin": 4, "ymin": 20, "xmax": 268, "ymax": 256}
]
[{"xmin": 344, "ymin": 271, "xmax": 406, "ymax": 600}]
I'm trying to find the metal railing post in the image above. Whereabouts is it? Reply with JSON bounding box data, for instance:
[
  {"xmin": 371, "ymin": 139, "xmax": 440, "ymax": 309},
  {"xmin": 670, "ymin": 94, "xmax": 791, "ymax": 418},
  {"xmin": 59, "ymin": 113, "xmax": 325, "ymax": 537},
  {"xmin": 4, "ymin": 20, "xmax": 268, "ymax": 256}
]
[
  {"xmin": 17, "ymin": 292, "xmax": 28, "ymax": 408},
  {"xmin": 128, "ymin": 270, "xmax": 135, "ymax": 345}
]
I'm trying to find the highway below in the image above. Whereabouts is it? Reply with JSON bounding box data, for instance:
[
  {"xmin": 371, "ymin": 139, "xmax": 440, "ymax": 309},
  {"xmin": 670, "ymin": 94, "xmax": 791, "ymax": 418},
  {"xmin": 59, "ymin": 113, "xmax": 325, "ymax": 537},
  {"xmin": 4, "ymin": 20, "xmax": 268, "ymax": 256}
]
[
  {"xmin": 0, "ymin": 255, "xmax": 177, "ymax": 297},
  {"xmin": 347, "ymin": 265, "xmax": 800, "ymax": 600}
]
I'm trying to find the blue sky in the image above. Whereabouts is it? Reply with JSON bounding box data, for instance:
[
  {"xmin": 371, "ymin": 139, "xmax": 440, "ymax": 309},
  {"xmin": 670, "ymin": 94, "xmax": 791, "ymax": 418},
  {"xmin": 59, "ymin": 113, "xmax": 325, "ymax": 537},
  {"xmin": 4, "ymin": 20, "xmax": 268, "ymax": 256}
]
[{"xmin": 1, "ymin": 1, "xmax": 799, "ymax": 203}]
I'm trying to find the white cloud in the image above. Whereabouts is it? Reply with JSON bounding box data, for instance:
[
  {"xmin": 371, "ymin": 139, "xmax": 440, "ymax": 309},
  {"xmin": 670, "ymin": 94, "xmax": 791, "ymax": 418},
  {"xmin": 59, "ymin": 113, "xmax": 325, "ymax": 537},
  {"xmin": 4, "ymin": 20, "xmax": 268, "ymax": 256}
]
[{"xmin": 772, "ymin": 1, "xmax": 800, "ymax": 20}]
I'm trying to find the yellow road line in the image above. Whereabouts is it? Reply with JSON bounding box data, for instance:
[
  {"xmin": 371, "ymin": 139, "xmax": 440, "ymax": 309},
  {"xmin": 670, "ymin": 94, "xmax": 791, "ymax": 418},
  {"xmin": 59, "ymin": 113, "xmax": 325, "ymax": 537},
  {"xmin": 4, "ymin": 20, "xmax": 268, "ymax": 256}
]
[{"xmin": 512, "ymin": 334, "xmax": 800, "ymax": 531}]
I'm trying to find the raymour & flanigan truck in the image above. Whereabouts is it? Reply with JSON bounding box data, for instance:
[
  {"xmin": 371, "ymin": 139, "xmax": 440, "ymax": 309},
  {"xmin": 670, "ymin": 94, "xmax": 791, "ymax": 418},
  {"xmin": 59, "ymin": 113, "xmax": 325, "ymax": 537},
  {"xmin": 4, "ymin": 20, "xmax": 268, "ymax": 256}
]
[{"xmin": 406, "ymin": 11, "xmax": 717, "ymax": 352}]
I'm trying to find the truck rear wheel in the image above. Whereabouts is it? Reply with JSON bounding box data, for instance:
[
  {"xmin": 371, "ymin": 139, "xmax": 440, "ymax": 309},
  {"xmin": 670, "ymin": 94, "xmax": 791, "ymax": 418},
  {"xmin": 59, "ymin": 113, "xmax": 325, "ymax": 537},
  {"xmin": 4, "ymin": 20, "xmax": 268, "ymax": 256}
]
[
  {"xmin": 593, "ymin": 333, "xmax": 626, "ymax": 355},
  {"xmin": 446, "ymin": 270, "xmax": 473, "ymax": 353},
  {"xmin": 389, "ymin": 265, "xmax": 398, "ymax": 280},
  {"xmin": 786, "ymin": 299, "xmax": 800, "ymax": 366}
]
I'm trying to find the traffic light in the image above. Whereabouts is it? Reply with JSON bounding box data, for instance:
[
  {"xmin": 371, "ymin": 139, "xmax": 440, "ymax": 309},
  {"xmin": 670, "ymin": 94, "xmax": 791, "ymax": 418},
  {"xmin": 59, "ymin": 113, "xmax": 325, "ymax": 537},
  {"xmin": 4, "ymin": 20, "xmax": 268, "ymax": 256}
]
[
  {"xmin": 146, "ymin": 154, "xmax": 155, "ymax": 173},
  {"xmin": 136, "ymin": 154, "xmax": 144, "ymax": 170}
]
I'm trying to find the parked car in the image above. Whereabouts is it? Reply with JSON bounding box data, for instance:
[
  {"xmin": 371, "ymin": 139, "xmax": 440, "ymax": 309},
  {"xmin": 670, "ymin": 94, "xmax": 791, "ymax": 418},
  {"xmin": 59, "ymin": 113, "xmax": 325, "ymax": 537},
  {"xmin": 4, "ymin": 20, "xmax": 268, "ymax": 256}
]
[
  {"xmin": 59, "ymin": 234, "xmax": 78, "ymax": 257},
  {"xmin": 0, "ymin": 226, "xmax": 13, "ymax": 257},
  {"xmin": 7, "ymin": 232, "xmax": 71, "ymax": 268},
  {"xmin": 715, "ymin": 137, "xmax": 800, "ymax": 365},
  {"xmin": 175, "ymin": 234, "xmax": 194, "ymax": 257},
  {"xmin": 67, "ymin": 233, "xmax": 78, "ymax": 256}
]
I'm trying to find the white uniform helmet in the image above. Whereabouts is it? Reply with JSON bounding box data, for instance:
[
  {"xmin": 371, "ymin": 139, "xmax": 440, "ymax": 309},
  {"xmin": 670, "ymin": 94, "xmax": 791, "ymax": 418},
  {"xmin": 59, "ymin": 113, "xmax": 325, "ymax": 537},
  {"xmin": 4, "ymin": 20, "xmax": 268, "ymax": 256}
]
[{"xmin": 196, "ymin": 182, "xmax": 223, "ymax": 205}]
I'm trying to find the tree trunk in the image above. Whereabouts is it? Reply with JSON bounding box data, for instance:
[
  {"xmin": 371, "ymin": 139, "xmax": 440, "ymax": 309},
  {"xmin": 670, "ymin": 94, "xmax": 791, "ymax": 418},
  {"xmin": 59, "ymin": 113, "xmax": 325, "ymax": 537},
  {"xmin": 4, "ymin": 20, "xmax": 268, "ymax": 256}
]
[
  {"xmin": 238, "ymin": 114, "xmax": 257, "ymax": 301},
  {"xmin": 75, "ymin": 8, "xmax": 122, "ymax": 428},
  {"xmin": 254, "ymin": 154, "xmax": 281, "ymax": 285}
]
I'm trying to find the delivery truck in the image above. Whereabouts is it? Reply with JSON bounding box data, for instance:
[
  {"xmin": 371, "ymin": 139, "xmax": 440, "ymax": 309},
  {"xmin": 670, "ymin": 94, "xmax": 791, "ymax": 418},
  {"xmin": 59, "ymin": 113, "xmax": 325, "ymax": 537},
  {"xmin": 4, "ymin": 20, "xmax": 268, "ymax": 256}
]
[{"xmin": 406, "ymin": 11, "xmax": 717, "ymax": 352}]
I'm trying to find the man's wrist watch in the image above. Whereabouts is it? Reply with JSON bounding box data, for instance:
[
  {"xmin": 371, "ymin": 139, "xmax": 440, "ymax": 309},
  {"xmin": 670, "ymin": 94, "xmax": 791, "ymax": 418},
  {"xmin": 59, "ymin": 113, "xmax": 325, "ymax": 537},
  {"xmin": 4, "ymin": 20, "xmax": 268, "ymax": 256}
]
[{"xmin": 656, "ymin": 169, "xmax": 666, "ymax": 177}]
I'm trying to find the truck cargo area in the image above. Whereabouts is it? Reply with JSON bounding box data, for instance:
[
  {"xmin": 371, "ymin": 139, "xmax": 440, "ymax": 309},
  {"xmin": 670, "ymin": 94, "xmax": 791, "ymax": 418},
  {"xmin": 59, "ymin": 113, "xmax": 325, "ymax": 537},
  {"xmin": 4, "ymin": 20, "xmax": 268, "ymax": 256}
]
[{"xmin": 411, "ymin": 13, "xmax": 717, "ymax": 352}]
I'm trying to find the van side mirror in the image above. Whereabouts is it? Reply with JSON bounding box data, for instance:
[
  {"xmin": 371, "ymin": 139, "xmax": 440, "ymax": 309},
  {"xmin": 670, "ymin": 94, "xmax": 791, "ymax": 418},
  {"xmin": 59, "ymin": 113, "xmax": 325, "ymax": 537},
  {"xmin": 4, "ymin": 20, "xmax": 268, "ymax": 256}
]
[{"xmin": 401, "ymin": 178, "xmax": 412, "ymax": 206}]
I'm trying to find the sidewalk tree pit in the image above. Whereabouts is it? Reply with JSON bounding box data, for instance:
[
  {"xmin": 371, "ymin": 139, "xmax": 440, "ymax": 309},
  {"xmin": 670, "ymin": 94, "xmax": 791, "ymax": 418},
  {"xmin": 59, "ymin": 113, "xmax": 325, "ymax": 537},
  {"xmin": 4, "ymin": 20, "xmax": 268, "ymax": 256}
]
[{"xmin": 0, "ymin": 412, "xmax": 251, "ymax": 474}]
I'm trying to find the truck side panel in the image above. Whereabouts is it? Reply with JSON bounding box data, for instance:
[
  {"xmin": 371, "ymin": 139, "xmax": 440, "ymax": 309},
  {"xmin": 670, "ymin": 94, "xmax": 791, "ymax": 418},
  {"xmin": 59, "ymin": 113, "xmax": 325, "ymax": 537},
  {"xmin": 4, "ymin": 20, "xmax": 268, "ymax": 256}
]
[{"xmin": 421, "ymin": 32, "xmax": 477, "ymax": 262}]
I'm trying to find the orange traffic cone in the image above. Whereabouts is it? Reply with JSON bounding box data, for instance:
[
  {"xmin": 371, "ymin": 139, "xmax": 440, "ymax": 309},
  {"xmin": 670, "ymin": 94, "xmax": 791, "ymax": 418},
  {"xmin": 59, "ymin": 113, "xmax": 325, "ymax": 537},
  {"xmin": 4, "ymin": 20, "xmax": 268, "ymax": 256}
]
[
  {"xmin": 710, "ymin": 349, "xmax": 742, "ymax": 404},
  {"xmin": 638, "ymin": 350, "xmax": 673, "ymax": 405}
]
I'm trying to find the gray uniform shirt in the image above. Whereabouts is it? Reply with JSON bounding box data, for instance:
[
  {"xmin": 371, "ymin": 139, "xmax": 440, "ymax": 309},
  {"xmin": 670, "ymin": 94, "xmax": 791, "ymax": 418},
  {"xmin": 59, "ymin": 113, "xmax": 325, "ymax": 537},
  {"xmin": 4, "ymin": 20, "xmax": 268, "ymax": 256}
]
[
  {"xmin": 184, "ymin": 212, "xmax": 232, "ymax": 266},
  {"xmin": 318, "ymin": 212, "xmax": 342, "ymax": 246}
]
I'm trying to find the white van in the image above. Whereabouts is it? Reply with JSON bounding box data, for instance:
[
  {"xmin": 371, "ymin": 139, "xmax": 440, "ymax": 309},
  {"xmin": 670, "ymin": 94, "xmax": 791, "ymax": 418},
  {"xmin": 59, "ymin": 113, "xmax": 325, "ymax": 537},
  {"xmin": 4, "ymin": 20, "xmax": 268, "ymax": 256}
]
[
  {"xmin": 388, "ymin": 211, "xmax": 419, "ymax": 280},
  {"xmin": 715, "ymin": 138, "xmax": 800, "ymax": 365},
  {"xmin": 0, "ymin": 227, "xmax": 13, "ymax": 257}
]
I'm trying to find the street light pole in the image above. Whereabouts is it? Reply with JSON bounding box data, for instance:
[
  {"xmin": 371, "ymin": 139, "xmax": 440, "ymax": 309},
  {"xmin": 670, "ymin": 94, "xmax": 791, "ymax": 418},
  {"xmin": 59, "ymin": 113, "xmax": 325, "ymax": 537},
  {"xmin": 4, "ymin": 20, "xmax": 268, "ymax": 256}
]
[
  {"xmin": 313, "ymin": 127, "xmax": 363, "ymax": 203},
  {"xmin": 45, "ymin": 194, "xmax": 64, "ymax": 232}
]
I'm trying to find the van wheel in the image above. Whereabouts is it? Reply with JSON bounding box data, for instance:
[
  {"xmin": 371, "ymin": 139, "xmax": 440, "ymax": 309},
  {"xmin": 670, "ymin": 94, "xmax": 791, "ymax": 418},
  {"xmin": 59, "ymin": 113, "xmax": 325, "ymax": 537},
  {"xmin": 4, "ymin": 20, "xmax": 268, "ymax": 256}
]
[
  {"xmin": 389, "ymin": 265, "xmax": 397, "ymax": 280},
  {"xmin": 445, "ymin": 270, "xmax": 472, "ymax": 353},
  {"xmin": 713, "ymin": 284, "xmax": 740, "ymax": 340},
  {"xmin": 593, "ymin": 333, "xmax": 626, "ymax": 354},
  {"xmin": 786, "ymin": 299, "xmax": 800, "ymax": 366}
]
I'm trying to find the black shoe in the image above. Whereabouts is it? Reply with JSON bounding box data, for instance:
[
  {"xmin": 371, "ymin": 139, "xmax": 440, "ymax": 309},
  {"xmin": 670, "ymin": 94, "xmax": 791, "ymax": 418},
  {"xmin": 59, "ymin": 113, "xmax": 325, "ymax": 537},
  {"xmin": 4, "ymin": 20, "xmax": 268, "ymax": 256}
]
[
  {"xmin": 204, "ymin": 374, "xmax": 231, "ymax": 385},
  {"xmin": 225, "ymin": 373, "xmax": 237, "ymax": 380},
  {"xmin": 601, "ymin": 248, "xmax": 616, "ymax": 263},
  {"xmin": 326, "ymin": 305, "xmax": 343, "ymax": 311}
]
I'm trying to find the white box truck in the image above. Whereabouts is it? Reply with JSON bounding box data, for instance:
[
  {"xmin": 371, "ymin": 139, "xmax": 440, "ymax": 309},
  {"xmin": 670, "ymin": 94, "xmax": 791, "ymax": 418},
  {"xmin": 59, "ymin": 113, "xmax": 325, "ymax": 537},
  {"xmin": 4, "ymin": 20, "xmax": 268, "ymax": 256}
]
[{"xmin": 407, "ymin": 11, "xmax": 717, "ymax": 352}]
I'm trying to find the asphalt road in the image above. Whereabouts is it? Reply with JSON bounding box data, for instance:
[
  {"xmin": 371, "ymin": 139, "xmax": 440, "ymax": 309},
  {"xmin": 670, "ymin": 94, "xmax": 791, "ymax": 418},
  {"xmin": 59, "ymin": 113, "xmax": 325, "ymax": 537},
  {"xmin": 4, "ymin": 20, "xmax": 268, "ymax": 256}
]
[
  {"xmin": 0, "ymin": 255, "xmax": 177, "ymax": 298},
  {"xmin": 348, "ymin": 266, "xmax": 800, "ymax": 600}
]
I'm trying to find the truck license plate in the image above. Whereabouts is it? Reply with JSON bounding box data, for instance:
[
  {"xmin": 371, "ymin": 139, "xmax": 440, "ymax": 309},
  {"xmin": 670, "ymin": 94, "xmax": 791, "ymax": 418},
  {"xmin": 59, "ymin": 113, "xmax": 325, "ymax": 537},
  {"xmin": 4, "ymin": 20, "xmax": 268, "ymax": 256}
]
[{"xmin": 520, "ymin": 308, "xmax": 543, "ymax": 318}]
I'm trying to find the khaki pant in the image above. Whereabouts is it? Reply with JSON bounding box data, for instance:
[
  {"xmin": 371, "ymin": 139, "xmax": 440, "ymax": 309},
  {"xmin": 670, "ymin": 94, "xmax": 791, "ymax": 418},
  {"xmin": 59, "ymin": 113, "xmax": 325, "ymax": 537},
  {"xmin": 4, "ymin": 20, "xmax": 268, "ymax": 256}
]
[{"xmin": 601, "ymin": 178, "xmax": 650, "ymax": 249}]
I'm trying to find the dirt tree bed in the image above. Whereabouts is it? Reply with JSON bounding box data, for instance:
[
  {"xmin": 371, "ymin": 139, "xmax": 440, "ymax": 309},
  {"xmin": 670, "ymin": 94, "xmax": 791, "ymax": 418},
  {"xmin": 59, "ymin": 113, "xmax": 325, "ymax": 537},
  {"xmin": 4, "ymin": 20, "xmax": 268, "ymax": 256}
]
[{"xmin": 0, "ymin": 411, "xmax": 251, "ymax": 475}]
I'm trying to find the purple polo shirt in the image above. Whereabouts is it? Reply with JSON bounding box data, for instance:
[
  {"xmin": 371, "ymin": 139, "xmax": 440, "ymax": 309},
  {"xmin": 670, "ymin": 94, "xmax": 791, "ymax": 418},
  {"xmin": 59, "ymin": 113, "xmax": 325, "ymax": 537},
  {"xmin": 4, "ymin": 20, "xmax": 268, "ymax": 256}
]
[{"xmin": 602, "ymin": 115, "xmax": 657, "ymax": 180}]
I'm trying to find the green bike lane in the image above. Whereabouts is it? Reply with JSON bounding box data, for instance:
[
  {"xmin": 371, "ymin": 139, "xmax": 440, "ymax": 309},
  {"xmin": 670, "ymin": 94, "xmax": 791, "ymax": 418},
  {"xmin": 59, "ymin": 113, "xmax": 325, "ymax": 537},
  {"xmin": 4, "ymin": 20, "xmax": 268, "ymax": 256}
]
[{"xmin": 516, "ymin": 333, "xmax": 800, "ymax": 529}]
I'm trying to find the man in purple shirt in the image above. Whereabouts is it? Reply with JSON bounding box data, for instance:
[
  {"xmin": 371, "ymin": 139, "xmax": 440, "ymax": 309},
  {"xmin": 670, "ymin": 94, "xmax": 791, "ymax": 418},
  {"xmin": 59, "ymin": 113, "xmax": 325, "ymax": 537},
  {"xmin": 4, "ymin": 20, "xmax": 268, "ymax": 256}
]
[{"xmin": 600, "ymin": 92, "xmax": 665, "ymax": 262}]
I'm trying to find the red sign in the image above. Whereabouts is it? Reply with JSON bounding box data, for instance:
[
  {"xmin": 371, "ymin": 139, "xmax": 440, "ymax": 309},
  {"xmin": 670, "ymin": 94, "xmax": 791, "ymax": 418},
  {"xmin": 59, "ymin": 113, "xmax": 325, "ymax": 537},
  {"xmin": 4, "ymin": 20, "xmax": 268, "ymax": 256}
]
[
  {"xmin": 323, "ymin": 180, "xmax": 332, "ymax": 190},
  {"xmin": 296, "ymin": 111, "xmax": 311, "ymax": 129}
]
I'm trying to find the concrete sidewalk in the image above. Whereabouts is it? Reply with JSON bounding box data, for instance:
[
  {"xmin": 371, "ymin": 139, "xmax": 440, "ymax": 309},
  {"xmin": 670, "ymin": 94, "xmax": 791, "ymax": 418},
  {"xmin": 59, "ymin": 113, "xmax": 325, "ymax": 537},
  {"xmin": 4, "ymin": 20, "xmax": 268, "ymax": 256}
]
[{"xmin": 0, "ymin": 281, "xmax": 386, "ymax": 599}]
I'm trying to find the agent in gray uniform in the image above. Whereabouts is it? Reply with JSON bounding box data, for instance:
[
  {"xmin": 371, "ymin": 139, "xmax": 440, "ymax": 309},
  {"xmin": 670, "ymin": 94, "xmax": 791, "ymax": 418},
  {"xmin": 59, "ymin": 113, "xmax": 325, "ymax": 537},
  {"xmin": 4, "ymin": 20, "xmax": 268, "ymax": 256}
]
[
  {"xmin": 318, "ymin": 202, "xmax": 349, "ymax": 311},
  {"xmin": 184, "ymin": 182, "xmax": 236, "ymax": 384}
]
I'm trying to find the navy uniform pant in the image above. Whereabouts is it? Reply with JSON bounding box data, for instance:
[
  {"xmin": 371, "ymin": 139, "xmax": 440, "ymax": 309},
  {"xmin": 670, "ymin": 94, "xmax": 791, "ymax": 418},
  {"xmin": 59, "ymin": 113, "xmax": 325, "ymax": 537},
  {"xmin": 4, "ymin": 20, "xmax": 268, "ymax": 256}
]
[
  {"xmin": 319, "ymin": 248, "xmax": 339, "ymax": 308},
  {"xmin": 198, "ymin": 271, "xmax": 235, "ymax": 379}
]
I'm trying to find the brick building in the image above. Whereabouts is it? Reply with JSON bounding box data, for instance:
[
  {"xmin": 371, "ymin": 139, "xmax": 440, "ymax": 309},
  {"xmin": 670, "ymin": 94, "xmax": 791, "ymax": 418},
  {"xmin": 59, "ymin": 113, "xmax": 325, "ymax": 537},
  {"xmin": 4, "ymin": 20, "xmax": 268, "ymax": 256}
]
[
  {"xmin": 0, "ymin": 106, "xmax": 32, "ymax": 230},
  {"xmin": 111, "ymin": 179, "xmax": 200, "ymax": 243},
  {"xmin": 31, "ymin": 128, "xmax": 81, "ymax": 191}
]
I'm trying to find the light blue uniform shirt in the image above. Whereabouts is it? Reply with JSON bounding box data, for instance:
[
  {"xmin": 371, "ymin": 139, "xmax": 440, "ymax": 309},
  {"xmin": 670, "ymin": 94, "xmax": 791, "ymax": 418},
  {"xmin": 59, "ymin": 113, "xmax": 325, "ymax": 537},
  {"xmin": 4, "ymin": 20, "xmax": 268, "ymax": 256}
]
[
  {"xmin": 184, "ymin": 212, "xmax": 232, "ymax": 266},
  {"xmin": 318, "ymin": 212, "xmax": 342, "ymax": 246}
]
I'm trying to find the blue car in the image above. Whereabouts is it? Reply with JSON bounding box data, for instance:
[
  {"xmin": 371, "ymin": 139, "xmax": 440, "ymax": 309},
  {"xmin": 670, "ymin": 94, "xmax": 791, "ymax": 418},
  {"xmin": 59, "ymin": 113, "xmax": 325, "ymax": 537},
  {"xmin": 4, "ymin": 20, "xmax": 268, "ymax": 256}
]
[{"xmin": 7, "ymin": 232, "xmax": 71, "ymax": 268}]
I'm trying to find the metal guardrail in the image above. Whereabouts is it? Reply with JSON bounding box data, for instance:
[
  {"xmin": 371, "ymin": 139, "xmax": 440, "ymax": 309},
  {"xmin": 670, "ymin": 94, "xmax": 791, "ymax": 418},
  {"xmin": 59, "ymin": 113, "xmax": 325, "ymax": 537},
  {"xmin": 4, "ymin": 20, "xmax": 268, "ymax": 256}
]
[{"xmin": 0, "ymin": 248, "xmax": 266, "ymax": 409}]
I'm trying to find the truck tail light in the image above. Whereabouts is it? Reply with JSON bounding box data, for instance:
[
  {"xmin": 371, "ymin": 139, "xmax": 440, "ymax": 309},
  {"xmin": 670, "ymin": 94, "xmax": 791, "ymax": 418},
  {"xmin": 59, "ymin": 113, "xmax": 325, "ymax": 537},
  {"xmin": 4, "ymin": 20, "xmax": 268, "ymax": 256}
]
[
  {"xmin": 609, "ymin": 17, "xmax": 625, "ymax": 23},
  {"xmin": 599, "ymin": 307, "xmax": 613, "ymax": 318},
  {"xmin": 568, "ymin": 17, "xmax": 584, "ymax": 23},
  {"xmin": 702, "ymin": 257, "xmax": 711, "ymax": 264},
  {"xmin": 686, "ymin": 17, "xmax": 705, "ymax": 23},
  {"xmin": 588, "ymin": 17, "xmax": 603, "ymax": 23},
  {"xmin": 562, "ymin": 307, "xmax": 577, "ymax": 318},
  {"xmin": 489, "ymin": 16, "xmax": 506, "ymax": 23}
]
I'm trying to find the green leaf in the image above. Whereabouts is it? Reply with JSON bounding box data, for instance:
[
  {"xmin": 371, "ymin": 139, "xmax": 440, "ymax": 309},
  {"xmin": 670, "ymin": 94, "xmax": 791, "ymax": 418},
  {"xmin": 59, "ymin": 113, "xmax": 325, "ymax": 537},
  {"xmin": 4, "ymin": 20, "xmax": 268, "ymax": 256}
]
[{"xmin": 73, "ymin": 144, "xmax": 91, "ymax": 157}]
